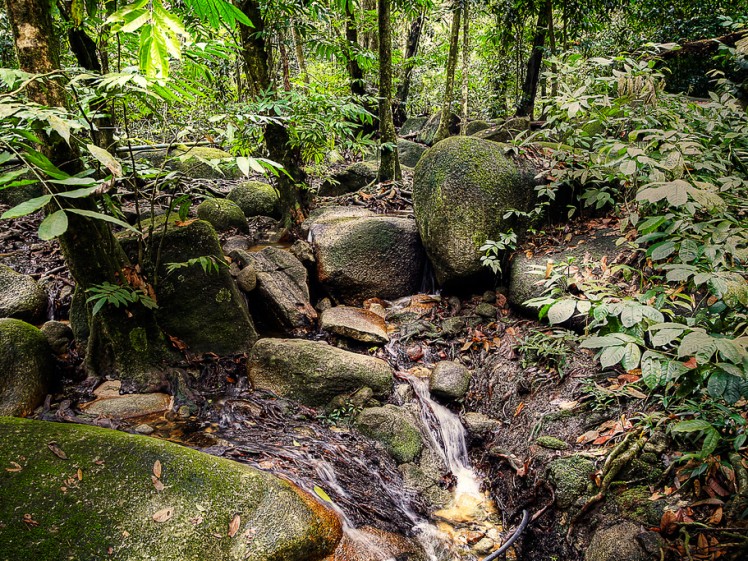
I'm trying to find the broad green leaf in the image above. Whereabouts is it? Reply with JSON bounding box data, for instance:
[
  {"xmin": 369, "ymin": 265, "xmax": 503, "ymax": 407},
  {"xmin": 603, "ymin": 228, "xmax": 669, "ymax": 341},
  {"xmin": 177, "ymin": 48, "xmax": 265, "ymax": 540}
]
[
  {"xmin": 87, "ymin": 144, "xmax": 123, "ymax": 177},
  {"xmin": 678, "ymin": 239, "xmax": 699, "ymax": 263},
  {"xmin": 1, "ymin": 194, "xmax": 53, "ymax": 218},
  {"xmin": 313, "ymin": 485, "xmax": 332, "ymax": 503},
  {"xmin": 671, "ymin": 419, "xmax": 714, "ymax": 433},
  {"xmin": 648, "ymin": 240, "xmax": 675, "ymax": 261},
  {"xmin": 620, "ymin": 303, "xmax": 643, "ymax": 328},
  {"xmin": 547, "ymin": 299, "xmax": 577, "ymax": 325},
  {"xmin": 678, "ymin": 331, "xmax": 716, "ymax": 362},
  {"xmin": 236, "ymin": 157, "xmax": 251, "ymax": 177},
  {"xmin": 49, "ymin": 177, "xmax": 97, "ymax": 187},
  {"xmin": 66, "ymin": 209, "xmax": 140, "ymax": 235},
  {"xmin": 121, "ymin": 9, "xmax": 150, "ymax": 33},
  {"xmin": 641, "ymin": 351, "xmax": 667, "ymax": 389},
  {"xmin": 715, "ymin": 339, "xmax": 743, "ymax": 364},
  {"xmin": 600, "ymin": 345, "xmax": 626, "ymax": 369},
  {"xmin": 650, "ymin": 328, "xmax": 682, "ymax": 347},
  {"xmin": 621, "ymin": 343, "xmax": 642, "ymax": 371},
  {"xmin": 48, "ymin": 115, "xmax": 71, "ymax": 145},
  {"xmin": 38, "ymin": 210, "xmax": 68, "ymax": 240},
  {"xmin": 701, "ymin": 427, "xmax": 721, "ymax": 457},
  {"xmin": 54, "ymin": 185, "xmax": 100, "ymax": 198},
  {"xmin": 580, "ymin": 336, "xmax": 625, "ymax": 349}
]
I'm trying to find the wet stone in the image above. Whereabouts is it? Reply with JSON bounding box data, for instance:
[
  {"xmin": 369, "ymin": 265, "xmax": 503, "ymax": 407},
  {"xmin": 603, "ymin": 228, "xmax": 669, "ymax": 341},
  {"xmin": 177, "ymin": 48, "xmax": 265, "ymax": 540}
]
[
  {"xmin": 475, "ymin": 303, "xmax": 497, "ymax": 318},
  {"xmin": 79, "ymin": 392, "xmax": 173, "ymax": 419},
  {"xmin": 321, "ymin": 306, "xmax": 389, "ymax": 344},
  {"xmin": 429, "ymin": 361, "xmax": 472, "ymax": 401}
]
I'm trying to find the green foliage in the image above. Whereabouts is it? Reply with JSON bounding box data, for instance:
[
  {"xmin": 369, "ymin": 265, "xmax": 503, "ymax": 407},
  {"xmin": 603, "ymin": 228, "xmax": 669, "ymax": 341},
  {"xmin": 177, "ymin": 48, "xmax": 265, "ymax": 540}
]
[
  {"xmin": 86, "ymin": 282, "xmax": 158, "ymax": 316},
  {"xmin": 164, "ymin": 255, "xmax": 227, "ymax": 275},
  {"xmin": 479, "ymin": 230, "xmax": 517, "ymax": 275},
  {"xmin": 518, "ymin": 328, "xmax": 579, "ymax": 378}
]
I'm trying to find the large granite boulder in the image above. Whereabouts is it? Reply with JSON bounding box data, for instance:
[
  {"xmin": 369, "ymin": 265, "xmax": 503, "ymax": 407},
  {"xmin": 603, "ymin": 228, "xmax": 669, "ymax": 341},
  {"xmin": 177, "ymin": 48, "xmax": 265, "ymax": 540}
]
[
  {"xmin": 306, "ymin": 207, "xmax": 426, "ymax": 305},
  {"xmin": 138, "ymin": 145, "xmax": 243, "ymax": 179},
  {"xmin": 247, "ymin": 338, "xmax": 393, "ymax": 408},
  {"xmin": 121, "ymin": 218, "xmax": 257, "ymax": 355},
  {"xmin": 232, "ymin": 247, "xmax": 316, "ymax": 334},
  {"xmin": 412, "ymin": 136, "xmax": 536, "ymax": 288},
  {"xmin": 400, "ymin": 116, "xmax": 429, "ymax": 137},
  {"xmin": 0, "ymin": 417, "xmax": 342, "ymax": 560},
  {"xmin": 318, "ymin": 162, "xmax": 378, "ymax": 197},
  {"xmin": 396, "ymin": 139, "xmax": 428, "ymax": 168},
  {"xmin": 416, "ymin": 111, "xmax": 459, "ymax": 146},
  {"xmin": 354, "ymin": 405, "xmax": 424, "ymax": 464},
  {"xmin": 227, "ymin": 181, "xmax": 280, "ymax": 218},
  {"xmin": 0, "ymin": 319, "xmax": 54, "ymax": 417},
  {"xmin": 0, "ymin": 265, "xmax": 48, "ymax": 324},
  {"xmin": 197, "ymin": 198, "xmax": 249, "ymax": 233}
]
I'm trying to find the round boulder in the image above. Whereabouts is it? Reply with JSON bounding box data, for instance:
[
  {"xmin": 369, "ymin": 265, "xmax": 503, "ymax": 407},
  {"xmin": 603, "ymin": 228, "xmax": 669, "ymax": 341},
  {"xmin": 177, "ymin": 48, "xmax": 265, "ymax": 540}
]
[
  {"xmin": 0, "ymin": 318, "xmax": 54, "ymax": 416},
  {"xmin": 585, "ymin": 522, "xmax": 648, "ymax": 561},
  {"xmin": 40, "ymin": 320, "xmax": 73, "ymax": 355},
  {"xmin": 396, "ymin": 139, "xmax": 427, "ymax": 168},
  {"xmin": 413, "ymin": 136, "xmax": 536, "ymax": 288},
  {"xmin": 0, "ymin": 265, "xmax": 48, "ymax": 324},
  {"xmin": 318, "ymin": 161, "xmax": 378, "ymax": 197},
  {"xmin": 196, "ymin": 198, "xmax": 248, "ymax": 232},
  {"xmin": 227, "ymin": 180, "xmax": 280, "ymax": 218},
  {"xmin": 429, "ymin": 361, "xmax": 471, "ymax": 401},
  {"xmin": 355, "ymin": 405, "xmax": 424, "ymax": 464}
]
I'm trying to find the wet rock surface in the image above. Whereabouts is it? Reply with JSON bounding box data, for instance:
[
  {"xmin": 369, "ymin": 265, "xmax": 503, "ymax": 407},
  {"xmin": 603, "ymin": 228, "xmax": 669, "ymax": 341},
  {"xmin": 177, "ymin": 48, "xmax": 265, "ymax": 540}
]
[
  {"xmin": 320, "ymin": 306, "xmax": 389, "ymax": 344},
  {"xmin": 0, "ymin": 264, "xmax": 48, "ymax": 324}
]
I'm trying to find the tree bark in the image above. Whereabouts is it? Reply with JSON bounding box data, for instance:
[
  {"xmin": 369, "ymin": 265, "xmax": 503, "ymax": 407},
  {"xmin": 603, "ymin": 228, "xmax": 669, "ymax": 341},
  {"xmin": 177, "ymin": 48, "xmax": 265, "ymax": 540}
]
[
  {"xmin": 515, "ymin": 6, "xmax": 548, "ymax": 118},
  {"xmin": 460, "ymin": 0, "xmax": 469, "ymax": 135},
  {"xmin": 433, "ymin": 4, "xmax": 461, "ymax": 144},
  {"xmin": 394, "ymin": 11, "xmax": 425, "ymax": 126},
  {"xmin": 238, "ymin": 0, "xmax": 308, "ymax": 225},
  {"xmin": 5, "ymin": 0, "xmax": 172, "ymax": 391},
  {"xmin": 377, "ymin": 0, "xmax": 401, "ymax": 183},
  {"xmin": 344, "ymin": 1, "xmax": 367, "ymax": 97},
  {"xmin": 291, "ymin": 22, "xmax": 309, "ymax": 84}
]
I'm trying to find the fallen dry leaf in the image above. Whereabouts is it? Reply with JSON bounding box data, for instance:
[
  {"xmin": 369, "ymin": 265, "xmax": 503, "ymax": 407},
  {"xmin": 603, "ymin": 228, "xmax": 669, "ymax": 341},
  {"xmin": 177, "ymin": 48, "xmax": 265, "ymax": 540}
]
[
  {"xmin": 152, "ymin": 508, "xmax": 173, "ymax": 523},
  {"xmin": 708, "ymin": 506, "xmax": 723, "ymax": 525},
  {"xmin": 153, "ymin": 460, "xmax": 162, "ymax": 479},
  {"xmin": 228, "ymin": 514, "xmax": 241, "ymax": 538},
  {"xmin": 47, "ymin": 442, "xmax": 68, "ymax": 460},
  {"xmin": 23, "ymin": 513, "xmax": 39, "ymax": 527},
  {"xmin": 152, "ymin": 475, "xmax": 165, "ymax": 492},
  {"xmin": 190, "ymin": 515, "xmax": 204, "ymax": 525},
  {"xmin": 513, "ymin": 401, "xmax": 525, "ymax": 417},
  {"xmin": 5, "ymin": 461, "xmax": 22, "ymax": 472}
]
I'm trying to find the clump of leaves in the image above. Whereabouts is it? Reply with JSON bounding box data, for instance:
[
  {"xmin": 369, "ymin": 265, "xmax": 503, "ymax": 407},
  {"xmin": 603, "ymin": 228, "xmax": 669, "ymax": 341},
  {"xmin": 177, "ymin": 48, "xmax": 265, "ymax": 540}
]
[{"xmin": 86, "ymin": 282, "xmax": 158, "ymax": 316}]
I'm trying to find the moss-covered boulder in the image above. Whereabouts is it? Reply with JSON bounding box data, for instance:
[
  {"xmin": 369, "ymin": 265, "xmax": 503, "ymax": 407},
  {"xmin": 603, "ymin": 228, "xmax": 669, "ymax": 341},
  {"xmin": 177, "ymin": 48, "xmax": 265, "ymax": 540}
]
[
  {"xmin": 197, "ymin": 198, "xmax": 249, "ymax": 233},
  {"xmin": 231, "ymin": 248, "xmax": 316, "ymax": 334},
  {"xmin": 307, "ymin": 210, "xmax": 426, "ymax": 305},
  {"xmin": 247, "ymin": 339, "xmax": 393, "ymax": 408},
  {"xmin": 416, "ymin": 111, "xmax": 459, "ymax": 146},
  {"xmin": 396, "ymin": 139, "xmax": 427, "ymax": 168},
  {"xmin": 412, "ymin": 136, "xmax": 536, "ymax": 287},
  {"xmin": 400, "ymin": 116, "xmax": 429, "ymax": 137},
  {"xmin": 227, "ymin": 181, "xmax": 280, "ymax": 218},
  {"xmin": 465, "ymin": 120, "xmax": 492, "ymax": 135},
  {"xmin": 170, "ymin": 146, "xmax": 242, "ymax": 179},
  {"xmin": 429, "ymin": 361, "xmax": 471, "ymax": 401},
  {"xmin": 547, "ymin": 455, "xmax": 596, "ymax": 509},
  {"xmin": 0, "ymin": 319, "xmax": 54, "ymax": 416},
  {"xmin": 0, "ymin": 417, "xmax": 342, "ymax": 561},
  {"xmin": 318, "ymin": 162, "xmax": 378, "ymax": 197},
  {"xmin": 0, "ymin": 265, "xmax": 48, "ymax": 324},
  {"xmin": 40, "ymin": 320, "xmax": 74, "ymax": 355},
  {"xmin": 354, "ymin": 405, "xmax": 424, "ymax": 464},
  {"xmin": 472, "ymin": 117, "xmax": 530, "ymax": 143},
  {"xmin": 121, "ymin": 218, "xmax": 257, "ymax": 355},
  {"xmin": 585, "ymin": 522, "xmax": 648, "ymax": 561}
]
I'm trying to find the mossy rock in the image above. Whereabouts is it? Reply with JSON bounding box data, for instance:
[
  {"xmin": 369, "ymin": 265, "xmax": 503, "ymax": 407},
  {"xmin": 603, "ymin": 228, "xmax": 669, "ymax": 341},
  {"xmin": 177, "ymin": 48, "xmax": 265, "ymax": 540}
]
[
  {"xmin": 247, "ymin": 338, "xmax": 393, "ymax": 408},
  {"xmin": 416, "ymin": 111, "xmax": 459, "ymax": 146},
  {"xmin": 535, "ymin": 436, "xmax": 569, "ymax": 450},
  {"xmin": 400, "ymin": 116, "xmax": 429, "ymax": 137},
  {"xmin": 412, "ymin": 136, "xmax": 536, "ymax": 288},
  {"xmin": 0, "ymin": 265, "xmax": 48, "ymax": 324},
  {"xmin": 355, "ymin": 405, "xmax": 424, "ymax": 464},
  {"xmin": 612, "ymin": 486, "xmax": 665, "ymax": 526},
  {"xmin": 197, "ymin": 198, "xmax": 249, "ymax": 233},
  {"xmin": 0, "ymin": 417, "xmax": 342, "ymax": 561},
  {"xmin": 120, "ymin": 218, "xmax": 257, "ymax": 355},
  {"xmin": 170, "ymin": 146, "xmax": 243, "ymax": 179},
  {"xmin": 465, "ymin": 120, "xmax": 492, "ymax": 135},
  {"xmin": 227, "ymin": 181, "xmax": 280, "ymax": 218},
  {"xmin": 473, "ymin": 117, "xmax": 530, "ymax": 143},
  {"xmin": 309, "ymin": 214, "xmax": 426, "ymax": 305},
  {"xmin": 585, "ymin": 521, "xmax": 648, "ymax": 561},
  {"xmin": 0, "ymin": 319, "xmax": 54, "ymax": 417},
  {"xmin": 429, "ymin": 361, "xmax": 471, "ymax": 401},
  {"xmin": 396, "ymin": 139, "xmax": 427, "ymax": 168},
  {"xmin": 318, "ymin": 162, "xmax": 378, "ymax": 197},
  {"xmin": 0, "ymin": 168, "xmax": 43, "ymax": 207},
  {"xmin": 547, "ymin": 455, "xmax": 596, "ymax": 509}
]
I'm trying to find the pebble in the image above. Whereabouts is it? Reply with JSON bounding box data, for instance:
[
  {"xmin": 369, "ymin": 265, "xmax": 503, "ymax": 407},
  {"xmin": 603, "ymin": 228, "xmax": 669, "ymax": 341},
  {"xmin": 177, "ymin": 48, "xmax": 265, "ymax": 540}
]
[
  {"xmin": 134, "ymin": 424, "xmax": 155, "ymax": 435},
  {"xmin": 473, "ymin": 537, "xmax": 495, "ymax": 554}
]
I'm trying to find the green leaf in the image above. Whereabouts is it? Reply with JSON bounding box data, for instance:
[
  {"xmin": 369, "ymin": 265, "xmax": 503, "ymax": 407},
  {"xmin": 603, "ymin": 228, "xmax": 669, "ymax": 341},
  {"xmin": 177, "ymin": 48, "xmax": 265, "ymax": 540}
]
[
  {"xmin": 547, "ymin": 299, "xmax": 577, "ymax": 325},
  {"xmin": 48, "ymin": 115, "xmax": 71, "ymax": 145},
  {"xmin": 678, "ymin": 331, "xmax": 717, "ymax": 362},
  {"xmin": 1, "ymin": 195, "xmax": 53, "ymax": 218},
  {"xmin": 600, "ymin": 345, "xmax": 626, "ymax": 369},
  {"xmin": 671, "ymin": 419, "xmax": 714, "ymax": 434},
  {"xmin": 621, "ymin": 343, "xmax": 642, "ymax": 371},
  {"xmin": 87, "ymin": 144, "xmax": 123, "ymax": 177},
  {"xmin": 648, "ymin": 240, "xmax": 675, "ymax": 261},
  {"xmin": 580, "ymin": 336, "xmax": 624, "ymax": 349},
  {"xmin": 66, "ymin": 209, "xmax": 141, "ymax": 235},
  {"xmin": 49, "ymin": 177, "xmax": 97, "ymax": 187},
  {"xmin": 313, "ymin": 485, "xmax": 332, "ymax": 503},
  {"xmin": 38, "ymin": 210, "xmax": 68, "ymax": 240},
  {"xmin": 620, "ymin": 303, "xmax": 643, "ymax": 328},
  {"xmin": 641, "ymin": 351, "xmax": 667, "ymax": 389}
]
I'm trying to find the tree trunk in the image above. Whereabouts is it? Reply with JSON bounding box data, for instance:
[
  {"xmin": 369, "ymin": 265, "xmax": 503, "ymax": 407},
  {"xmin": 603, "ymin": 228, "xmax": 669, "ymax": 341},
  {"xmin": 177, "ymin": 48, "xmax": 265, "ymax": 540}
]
[
  {"xmin": 5, "ymin": 0, "xmax": 172, "ymax": 391},
  {"xmin": 238, "ymin": 0, "xmax": 308, "ymax": 225},
  {"xmin": 344, "ymin": 2, "xmax": 366, "ymax": 97},
  {"xmin": 377, "ymin": 0, "xmax": 401, "ymax": 183},
  {"xmin": 393, "ymin": 11, "xmax": 425, "ymax": 126},
  {"xmin": 547, "ymin": 0, "xmax": 557, "ymax": 98},
  {"xmin": 515, "ymin": 7, "xmax": 548, "ymax": 119},
  {"xmin": 433, "ymin": 4, "xmax": 461, "ymax": 145},
  {"xmin": 460, "ymin": 1, "xmax": 469, "ymax": 135},
  {"xmin": 279, "ymin": 30, "xmax": 291, "ymax": 91},
  {"xmin": 291, "ymin": 22, "xmax": 309, "ymax": 84},
  {"xmin": 362, "ymin": 0, "xmax": 378, "ymax": 52}
]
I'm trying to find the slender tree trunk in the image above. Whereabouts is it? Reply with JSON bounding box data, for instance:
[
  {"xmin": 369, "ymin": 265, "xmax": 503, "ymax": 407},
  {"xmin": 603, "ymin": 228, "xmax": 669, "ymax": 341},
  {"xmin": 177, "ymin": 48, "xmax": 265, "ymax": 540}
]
[
  {"xmin": 279, "ymin": 30, "xmax": 291, "ymax": 91},
  {"xmin": 344, "ymin": 2, "xmax": 366, "ymax": 97},
  {"xmin": 291, "ymin": 22, "xmax": 309, "ymax": 84},
  {"xmin": 238, "ymin": 0, "xmax": 308, "ymax": 224},
  {"xmin": 433, "ymin": 4, "xmax": 461, "ymax": 144},
  {"xmin": 515, "ymin": 7, "xmax": 548, "ymax": 118},
  {"xmin": 460, "ymin": 0, "xmax": 469, "ymax": 135},
  {"xmin": 394, "ymin": 11, "xmax": 425, "ymax": 126},
  {"xmin": 5, "ymin": 0, "xmax": 172, "ymax": 391},
  {"xmin": 362, "ymin": 0, "xmax": 378, "ymax": 52},
  {"xmin": 547, "ymin": 0, "xmax": 557, "ymax": 98},
  {"xmin": 377, "ymin": 0, "xmax": 401, "ymax": 182}
]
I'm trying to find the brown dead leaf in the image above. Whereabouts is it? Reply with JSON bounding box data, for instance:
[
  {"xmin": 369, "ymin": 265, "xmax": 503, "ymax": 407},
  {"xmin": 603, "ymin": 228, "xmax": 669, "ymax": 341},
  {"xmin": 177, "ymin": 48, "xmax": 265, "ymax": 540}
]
[
  {"xmin": 228, "ymin": 514, "xmax": 241, "ymax": 538},
  {"xmin": 77, "ymin": 469, "xmax": 83, "ymax": 481},
  {"xmin": 168, "ymin": 335, "xmax": 188, "ymax": 351},
  {"xmin": 190, "ymin": 515, "xmax": 204, "ymax": 525},
  {"xmin": 708, "ymin": 506, "xmax": 723, "ymax": 525},
  {"xmin": 174, "ymin": 218, "xmax": 197, "ymax": 227},
  {"xmin": 683, "ymin": 357, "xmax": 698, "ymax": 369},
  {"xmin": 626, "ymin": 387, "xmax": 649, "ymax": 400},
  {"xmin": 545, "ymin": 260, "xmax": 554, "ymax": 278},
  {"xmin": 460, "ymin": 340, "xmax": 473, "ymax": 352},
  {"xmin": 152, "ymin": 508, "xmax": 173, "ymax": 523},
  {"xmin": 495, "ymin": 293, "xmax": 508, "ymax": 308},
  {"xmin": 22, "ymin": 514, "xmax": 39, "ymax": 527},
  {"xmin": 660, "ymin": 509, "xmax": 679, "ymax": 535},
  {"xmin": 47, "ymin": 442, "xmax": 68, "ymax": 460},
  {"xmin": 152, "ymin": 475, "xmax": 165, "ymax": 492},
  {"xmin": 5, "ymin": 461, "xmax": 22, "ymax": 472},
  {"xmin": 649, "ymin": 491, "xmax": 663, "ymax": 501},
  {"xmin": 513, "ymin": 401, "xmax": 525, "ymax": 417},
  {"xmin": 153, "ymin": 460, "xmax": 162, "ymax": 479}
]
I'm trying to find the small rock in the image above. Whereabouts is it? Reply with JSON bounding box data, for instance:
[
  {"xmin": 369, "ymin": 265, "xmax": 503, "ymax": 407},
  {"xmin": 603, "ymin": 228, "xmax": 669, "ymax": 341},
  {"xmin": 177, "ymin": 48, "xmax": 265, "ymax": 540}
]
[
  {"xmin": 290, "ymin": 239, "xmax": 315, "ymax": 264},
  {"xmin": 134, "ymin": 423, "xmax": 155, "ymax": 435},
  {"xmin": 393, "ymin": 383, "xmax": 414, "ymax": 404},
  {"xmin": 462, "ymin": 412, "xmax": 500, "ymax": 437},
  {"xmin": 585, "ymin": 522, "xmax": 648, "ymax": 561},
  {"xmin": 227, "ymin": 181, "xmax": 280, "ymax": 218},
  {"xmin": 475, "ymin": 303, "xmax": 497, "ymax": 318},
  {"xmin": 40, "ymin": 320, "xmax": 73, "ymax": 355},
  {"xmin": 536, "ymin": 435, "xmax": 569, "ymax": 450},
  {"xmin": 222, "ymin": 235, "xmax": 253, "ymax": 254},
  {"xmin": 79, "ymin": 393, "xmax": 172, "ymax": 419},
  {"xmin": 440, "ymin": 316, "xmax": 465, "ymax": 338},
  {"xmin": 196, "ymin": 198, "xmax": 248, "ymax": 232},
  {"xmin": 0, "ymin": 265, "xmax": 48, "ymax": 324},
  {"xmin": 236, "ymin": 265, "xmax": 257, "ymax": 292},
  {"xmin": 472, "ymin": 537, "xmax": 495, "ymax": 555},
  {"xmin": 481, "ymin": 290, "xmax": 496, "ymax": 303},
  {"xmin": 548, "ymin": 455, "xmax": 596, "ymax": 509},
  {"xmin": 319, "ymin": 161, "xmax": 378, "ymax": 196},
  {"xmin": 177, "ymin": 405, "xmax": 191, "ymax": 418},
  {"xmin": 321, "ymin": 306, "xmax": 389, "ymax": 344},
  {"xmin": 316, "ymin": 298, "xmax": 332, "ymax": 313},
  {"xmin": 429, "ymin": 361, "xmax": 471, "ymax": 401},
  {"xmin": 355, "ymin": 405, "xmax": 424, "ymax": 464}
]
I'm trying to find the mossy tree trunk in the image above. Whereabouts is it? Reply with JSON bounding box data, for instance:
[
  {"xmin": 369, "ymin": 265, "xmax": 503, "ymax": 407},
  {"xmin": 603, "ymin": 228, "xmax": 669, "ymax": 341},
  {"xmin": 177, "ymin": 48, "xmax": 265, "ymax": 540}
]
[
  {"xmin": 291, "ymin": 22, "xmax": 309, "ymax": 84},
  {"xmin": 377, "ymin": 0, "xmax": 401, "ymax": 183},
  {"xmin": 460, "ymin": 0, "xmax": 469, "ymax": 135},
  {"xmin": 344, "ymin": 1, "xmax": 367, "ymax": 97},
  {"xmin": 394, "ymin": 11, "xmax": 425, "ymax": 127},
  {"xmin": 238, "ymin": 0, "xmax": 308, "ymax": 225},
  {"xmin": 515, "ymin": 3, "xmax": 548, "ymax": 119},
  {"xmin": 5, "ymin": 0, "xmax": 173, "ymax": 391},
  {"xmin": 433, "ymin": 3, "xmax": 461, "ymax": 145}
]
